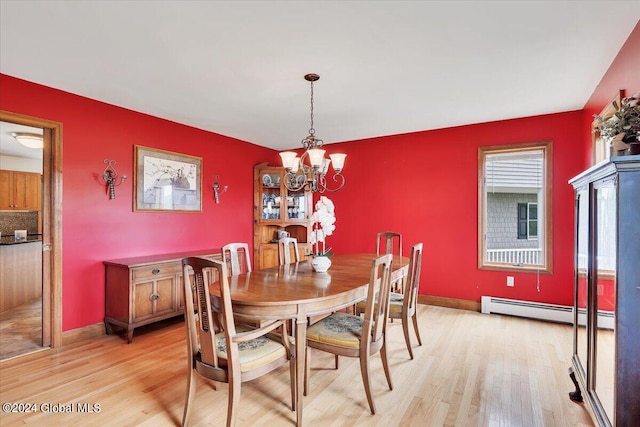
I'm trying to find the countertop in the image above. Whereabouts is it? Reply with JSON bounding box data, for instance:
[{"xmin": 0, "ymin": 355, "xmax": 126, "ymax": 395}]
[{"xmin": 0, "ymin": 234, "xmax": 43, "ymax": 245}]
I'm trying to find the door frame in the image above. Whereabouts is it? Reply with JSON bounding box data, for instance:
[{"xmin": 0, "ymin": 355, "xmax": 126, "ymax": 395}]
[{"xmin": 1, "ymin": 110, "xmax": 62, "ymax": 348}]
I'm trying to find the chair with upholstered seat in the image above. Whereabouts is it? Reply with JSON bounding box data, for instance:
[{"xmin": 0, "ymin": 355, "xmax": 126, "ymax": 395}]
[
  {"xmin": 357, "ymin": 242, "xmax": 423, "ymax": 359},
  {"xmin": 180, "ymin": 257, "xmax": 295, "ymax": 427},
  {"xmin": 278, "ymin": 237, "xmax": 301, "ymax": 265},
  {"xmin": 222, "ymin": 243, "xmax": 252, "ymax": 275},
  {"xmin": 304, "ymin": 254, "xmax": 394, "ymax": 414}
]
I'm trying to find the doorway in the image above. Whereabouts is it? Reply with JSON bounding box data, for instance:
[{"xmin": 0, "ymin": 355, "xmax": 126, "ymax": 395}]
[{"xmin": 0, "ymin": 110, "xmax": 62, "ymax": 358}]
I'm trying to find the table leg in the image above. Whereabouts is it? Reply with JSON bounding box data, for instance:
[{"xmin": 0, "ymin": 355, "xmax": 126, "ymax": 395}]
[{"xmin": 295, "ymin": 314, "xmax": 306, "ymax": 426}]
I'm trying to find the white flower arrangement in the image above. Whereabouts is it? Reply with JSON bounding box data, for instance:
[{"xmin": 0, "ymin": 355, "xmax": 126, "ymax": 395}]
[{"xmin": 309, "ymin": 196, "xmax": 336, "ymax": 256}]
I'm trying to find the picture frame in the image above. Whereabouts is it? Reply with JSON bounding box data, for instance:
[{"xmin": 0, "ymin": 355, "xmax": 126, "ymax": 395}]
[{"xmin": 134, "ymin": 145, "xmax": 202, "ymax": 212}]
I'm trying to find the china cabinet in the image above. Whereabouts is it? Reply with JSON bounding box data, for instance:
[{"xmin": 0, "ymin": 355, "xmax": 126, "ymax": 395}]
[
  {"xmin": 253, "ymin": 162, "xmax": 312, "ymax": 269},
  {"xmin": 568, "ymin": 155, "xmax": 640, "ymax": 427}
]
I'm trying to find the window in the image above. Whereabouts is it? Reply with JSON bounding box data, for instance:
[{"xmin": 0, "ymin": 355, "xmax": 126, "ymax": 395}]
[
  {"xmin": 478, "ymin": 142, "xmax": 552, "ymax": 272},
  {"xmin": 517, "ymin": 202, "xmax": 538, "ymax": 240},
  {"xmin": 593, "ymin": 91, "xmax": 623, "ymax": 165}
]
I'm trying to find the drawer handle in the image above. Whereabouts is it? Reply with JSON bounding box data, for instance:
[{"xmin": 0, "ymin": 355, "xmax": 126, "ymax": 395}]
[
  {"xmin": 149, "ymin": 293, "xmax": 160, "ymax": 301},
  {"xmin": 152, "ymin": 268, "xmax": 160, "ymax": 275}
]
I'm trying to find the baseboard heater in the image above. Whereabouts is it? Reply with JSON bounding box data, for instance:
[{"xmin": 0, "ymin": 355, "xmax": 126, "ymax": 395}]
[{"xmin": 480, "ymin": 296, "xmax": 614, "ymax": 329}]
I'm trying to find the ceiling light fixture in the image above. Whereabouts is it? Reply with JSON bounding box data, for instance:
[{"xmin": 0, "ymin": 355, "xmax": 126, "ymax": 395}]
[
  {"xmin": 11, "ymin": 132, "xmax": 43, "ymax": 149},
  {"xmin": 279, "ymin": 74, "xmax": 346, "ymax": 193}
]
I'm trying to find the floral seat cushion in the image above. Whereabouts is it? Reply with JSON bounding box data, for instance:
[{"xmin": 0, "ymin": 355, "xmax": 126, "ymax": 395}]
[
  {"xmin": 306, "ymin": 311, "xmax": 364, "ymax": 349},
  {"xmin": 214, "ymin": 325, "xmax": 287, "ymax": 372}
]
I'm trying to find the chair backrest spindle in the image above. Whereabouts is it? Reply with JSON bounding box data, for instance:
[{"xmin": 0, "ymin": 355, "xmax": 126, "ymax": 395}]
[
  {"xmin": 405, "ymin": 243, "xmax": 423, "ymax": 314},
  {"xmin": 222, "ymin": 242, "xmax": 252, "ymax": 275},
  {"xmin": 363, "ymin": 253, "xmax": 393, "ymax": 345},
  {"xmin": 278, "ymin": 237, "xmax": 300, "ymax": 265}
]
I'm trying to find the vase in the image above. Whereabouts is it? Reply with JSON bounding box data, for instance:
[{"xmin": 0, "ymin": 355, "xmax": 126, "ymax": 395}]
[
  {"xmin": 630, "ymin": 143, "xmax": 640, "ymax": 156},
  {"xmin": 311, "ymin": 256, "xmax": 332, "ymax": 273}
]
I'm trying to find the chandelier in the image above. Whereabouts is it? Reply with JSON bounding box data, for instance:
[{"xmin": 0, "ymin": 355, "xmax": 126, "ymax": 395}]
[{"xmin": 279, "ymin": 74, "xmax": 346, "ymax": 193}]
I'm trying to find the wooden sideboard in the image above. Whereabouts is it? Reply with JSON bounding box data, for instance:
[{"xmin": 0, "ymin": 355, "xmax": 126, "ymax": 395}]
[{"xmin": 104, "ymin": 249, "xmax": 220, "ymax": 343}]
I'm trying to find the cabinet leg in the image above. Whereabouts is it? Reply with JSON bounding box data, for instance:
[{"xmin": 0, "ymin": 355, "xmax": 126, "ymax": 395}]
[
  {"xmin": 126, "ymin": 327, "xmax": 135, "ymax": 344},
  {"xmin": 104, "ymin": 321, "xmax": 113, "ymax": 335},
  {"xmin": 568, "ymin": 367, "xmax": 583, "ymax": 403}
]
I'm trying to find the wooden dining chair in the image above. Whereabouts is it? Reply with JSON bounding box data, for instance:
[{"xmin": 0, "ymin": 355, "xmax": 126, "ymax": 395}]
[
  {"xmin": 180, "ymin": 257, "xmax": 295, "ymax": 427},
  {"xmin": 376, "ymin": 231, "xmax": 402, "ymax": 259},
  {"xmin": 222, "ymin": 243, "xmax": 252, "ymax": 275},
  {"xmin": 357, "ymin": 242, "xmax": 424, "ymax": 359},
  {"xmin": 304, "ymin": 254, "xmax": 394, "ymax": 415},
  {"xmin": 376, "ymin": 231, "xmax": 403, "ymax": 294},
  {"xmin": 278, "ymin": 237, "xmax": 300, "ymax": 265},
  {"xmin": 222, "ymin": 242, "xmax": 268, "ymax": 328}
]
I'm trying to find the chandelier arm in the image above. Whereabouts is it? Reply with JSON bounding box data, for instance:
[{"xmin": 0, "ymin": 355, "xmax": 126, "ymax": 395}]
[
  {"xmin": 317, "ymin": 172, "xmax": 345, "ymax": 192},
  {"xmin": 283, "ymin": 172, "xmax": 306, "ymax": 192}
]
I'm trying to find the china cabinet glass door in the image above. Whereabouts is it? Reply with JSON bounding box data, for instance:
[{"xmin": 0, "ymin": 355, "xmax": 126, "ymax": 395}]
[
  {"xmin": 286, "ymin": 187, "xmax": 307, "ymax": 221},
  {"xmin": 260, "ymin": 171, "xmax": 281, "ymax": 220},
  {"xmin": 575, "ymin": 188, "xmax": 589, "ymax": 377},
  {"xmin": 594, "ymin": 180, "xmax": 616, "ymax": 422}
]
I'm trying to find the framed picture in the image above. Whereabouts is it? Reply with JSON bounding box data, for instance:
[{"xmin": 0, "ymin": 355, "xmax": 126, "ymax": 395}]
[{"xmin": 134, "ymin": 145, "xmax": 202, "ymax": 212}]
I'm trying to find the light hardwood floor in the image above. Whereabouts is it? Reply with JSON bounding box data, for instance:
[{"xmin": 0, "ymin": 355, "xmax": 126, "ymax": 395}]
[
  {"xmin": 0, "ymin": 305, "xmax": 594, "ymax": 426},
  {"xmin": 0, "ymin": 298, "xmax": 44, "ymax": 361}
]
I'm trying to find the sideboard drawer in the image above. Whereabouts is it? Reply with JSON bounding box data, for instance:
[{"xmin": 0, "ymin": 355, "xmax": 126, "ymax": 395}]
[{"xmin": 131, "ymin": 263, "xmax": 181, "ymax": 280}]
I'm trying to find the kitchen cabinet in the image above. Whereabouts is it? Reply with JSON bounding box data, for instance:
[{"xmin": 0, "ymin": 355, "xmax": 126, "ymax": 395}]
[
  {"xmin": 0, "ymin": 170, "xmax": 41, "ymax": 211},
  {"xmin": 568, "ymin": 155, "xmax": 640, "ymax": 426},
  {"xmin": 104, "ymin": 249, "xmax": 220, "ymax": 343},
  {"xmin": 253, "ymin": 162, "xmax": 312, "ymax": 269},
  {"xmin": 0, "ymin": 170, "xmax": 42, "ymax": 233}
]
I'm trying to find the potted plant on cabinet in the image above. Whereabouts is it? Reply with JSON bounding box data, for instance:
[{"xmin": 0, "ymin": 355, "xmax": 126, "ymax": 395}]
[{"xmin": 594, "ymin": 91, "xmax": 640, "ymax": 156}]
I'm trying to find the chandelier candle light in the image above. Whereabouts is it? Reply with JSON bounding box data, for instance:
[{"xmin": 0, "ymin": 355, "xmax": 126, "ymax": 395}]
[{"xmin": 279, "ymin": 74, "xmax": 347, "ymax": 193}]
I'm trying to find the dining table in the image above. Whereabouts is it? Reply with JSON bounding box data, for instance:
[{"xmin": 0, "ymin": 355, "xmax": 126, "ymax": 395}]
[{"xmin": 209, "ymin": 253, "xmax": 409, "ymax": 426}]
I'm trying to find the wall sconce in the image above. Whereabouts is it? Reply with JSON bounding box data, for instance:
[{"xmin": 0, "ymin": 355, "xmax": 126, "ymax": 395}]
[
  {"xmin": 212, "ymin": 174, "xmax": 228, "ymax": 204},
  {"xmin": 99, "ymin": 159, "xmax": 127, "ymax": 199}
]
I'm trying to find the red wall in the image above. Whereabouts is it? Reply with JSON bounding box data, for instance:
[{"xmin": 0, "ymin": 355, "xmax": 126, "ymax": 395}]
[
  {"xmin": 0, "ymin": 21, "xmax": 638, "ymax": 331},
  {"xmin": 0, "ymin": 74, "xmax": 277, "ymax": 331},
  {"xmin": 582, "ymin": 20, "xmax": 640, "ymax": 165},
  {"xmin": 325, "ymin": 112, "xmax": 584, "ymax": 306}
]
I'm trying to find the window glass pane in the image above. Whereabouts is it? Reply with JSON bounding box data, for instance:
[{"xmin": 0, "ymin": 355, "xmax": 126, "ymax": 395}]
[{"xmin": 480, "ymin": 144, "xmax": 549, "ymax": 270}]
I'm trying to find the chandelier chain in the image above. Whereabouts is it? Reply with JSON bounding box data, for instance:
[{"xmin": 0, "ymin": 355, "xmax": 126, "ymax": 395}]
[{"xmin": 309, "ymin": 80, "xmax": 315, "ymax": 136}]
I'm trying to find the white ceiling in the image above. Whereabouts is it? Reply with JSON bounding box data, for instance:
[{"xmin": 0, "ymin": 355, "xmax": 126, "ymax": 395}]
[
  {"xmin": 0, "ymin": 121, "xmax": 43, "ymax": 160},
  {"xmin": 1, "ymin": 1, "xmax": 639, "ymax": 151}
]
